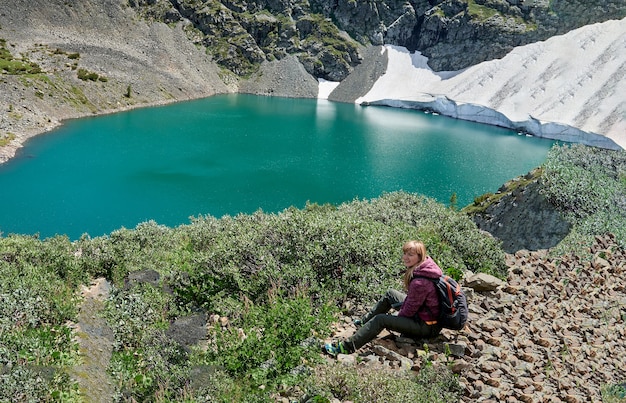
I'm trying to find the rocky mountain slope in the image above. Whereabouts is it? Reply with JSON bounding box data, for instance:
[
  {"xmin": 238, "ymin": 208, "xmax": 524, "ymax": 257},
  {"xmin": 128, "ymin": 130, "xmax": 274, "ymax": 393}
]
[
  {"xmin": 0, "ymin": 0, "xmax": 231, "ymax": 163},
  {"xmin": 128, "ymin": 0, "xmax": 626, "ymax": 73}
]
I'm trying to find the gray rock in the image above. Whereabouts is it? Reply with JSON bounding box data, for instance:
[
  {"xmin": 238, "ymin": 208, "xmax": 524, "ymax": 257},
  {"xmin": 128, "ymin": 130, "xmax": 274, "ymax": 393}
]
[
  {"xmin": 464, "ymin": 273, "xmax": 505, "ymax": 292},
  {"xmin": 166, "ymin": 312, "xmax": 208, "ymax": 349}
]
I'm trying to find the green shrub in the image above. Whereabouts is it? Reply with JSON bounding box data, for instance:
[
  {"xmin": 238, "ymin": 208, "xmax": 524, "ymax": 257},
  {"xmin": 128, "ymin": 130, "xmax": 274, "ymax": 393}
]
[
  {"xmin": 104, "ymin": 282, "xmax": 188, "ymax": 400},
  {"xmin": 77, "ymin": 68, "xmax": 101, "ymax": 81},
  {"xmin": 201, "ymin": 290, "xmax": 335, "ymax": 387},
  {"xmin": 541, "ymin": 143, "xmax": 626, "ymax": 249},
  {"xmin": 0, "ymin": 235, "xmax": 82, "ymax": 401},
  {"xmin": 303, "ymin": 361, "xmax": 462, "ymax": 402},
  {"xmin": 602, "ymin": 383, "xmax": 626, "ymax": 403},
  {"xmin": 0, "ymin": 193, "xmax": 506, "ymax": 401},
  {"xmin": 0, "ymin": 132, "xmax": 15, "ymax": 146}
]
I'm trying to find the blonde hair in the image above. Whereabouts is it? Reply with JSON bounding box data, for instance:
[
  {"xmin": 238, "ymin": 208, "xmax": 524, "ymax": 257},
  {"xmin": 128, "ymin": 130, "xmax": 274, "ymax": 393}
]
[{"xmin": 402, "ymin": 240, "xmax": 427, "ymax": 290}]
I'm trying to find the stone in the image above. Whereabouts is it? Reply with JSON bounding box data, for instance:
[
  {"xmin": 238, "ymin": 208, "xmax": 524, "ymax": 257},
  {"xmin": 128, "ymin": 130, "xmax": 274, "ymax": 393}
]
[
  {"xmin": 450, "ymin": 359, "xmax": 472, "ymax": 373},
  {"xmin": 337, "ymin": 354, "xmax": 357, "ymax": 366},
  {"xmin": 166, "ymin": 312, "xmax": 208, "ymax": 348},
  {"xmin": 465, "ymin": 273, "xmax": 505, "ymax": 292}
]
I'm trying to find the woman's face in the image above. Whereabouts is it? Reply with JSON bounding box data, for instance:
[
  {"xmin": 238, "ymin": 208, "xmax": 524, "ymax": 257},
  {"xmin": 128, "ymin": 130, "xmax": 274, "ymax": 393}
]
[{"xmin": 402, "ymin": 249, "xmax": 421, "ymax": 268}]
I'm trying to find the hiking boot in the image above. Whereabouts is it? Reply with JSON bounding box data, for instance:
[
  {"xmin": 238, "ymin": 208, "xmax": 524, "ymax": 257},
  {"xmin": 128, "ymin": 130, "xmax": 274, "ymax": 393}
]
[{"xmin": 323, "ymin": 341, "xmax": 349, "ymax": 356}]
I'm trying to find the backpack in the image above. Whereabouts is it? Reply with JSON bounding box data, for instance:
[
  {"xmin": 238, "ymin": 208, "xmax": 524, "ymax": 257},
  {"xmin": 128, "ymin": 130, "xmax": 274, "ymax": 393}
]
[{"xmin": 415, "ymin": 275, "xmax": 469, "ymax": 330}]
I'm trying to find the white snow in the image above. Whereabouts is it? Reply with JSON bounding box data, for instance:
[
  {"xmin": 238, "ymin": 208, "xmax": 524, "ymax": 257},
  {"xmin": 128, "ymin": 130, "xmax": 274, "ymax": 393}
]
[
  {"xmin": 347, "ymin": 18, "xmax": 626, "ymax": 150},
  {"xmin": 317, "ymin": 78, "xmax": 341, "ymax": 100}
]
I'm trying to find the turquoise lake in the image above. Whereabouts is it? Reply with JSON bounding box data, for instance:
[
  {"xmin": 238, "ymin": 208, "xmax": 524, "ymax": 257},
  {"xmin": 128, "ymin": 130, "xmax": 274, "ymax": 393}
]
[{"xmin": 0, "ymin": 94, "xmax": 556, "ymax": 240}]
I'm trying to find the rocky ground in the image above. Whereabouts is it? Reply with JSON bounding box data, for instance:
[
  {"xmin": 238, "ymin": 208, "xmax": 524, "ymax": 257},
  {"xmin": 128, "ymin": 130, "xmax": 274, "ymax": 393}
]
[
  {"xmin": 69, "ymin": 278, "xmax": 115, "ymax": 403},
  {"xmin": 324, "ymin": 233, "xmax": 626, "ymax": 402}
]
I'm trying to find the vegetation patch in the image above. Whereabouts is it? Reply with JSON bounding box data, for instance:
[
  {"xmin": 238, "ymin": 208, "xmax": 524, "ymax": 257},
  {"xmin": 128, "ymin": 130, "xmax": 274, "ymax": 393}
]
[
  {"xmin": 463, "ymin": 168, "xmax": 542, "ymax": 215},
  {"xmin": 65, "ymin": 85, "xmax": 98, "ymax": 113},
  {"xmin": 467, "ymin": 0, "xmax": 500, "ymax": 21},
  {"xmin": 0, "ymin": 132, "xmax": 16, "ymax": 146},
  {"xmin": 541, "ymin": 143, "xmax": 626, "ymax": 250},
  {"xmin": 0, "ymin": 39, "xmax": 43, "ymax": 75},
  {"xmin": 77, "ymin": 68, "xmax": 107, "ymax": 82},
  {"xmin": 0, "ymin": 191, "xmax": 509, "ymax": 402}
]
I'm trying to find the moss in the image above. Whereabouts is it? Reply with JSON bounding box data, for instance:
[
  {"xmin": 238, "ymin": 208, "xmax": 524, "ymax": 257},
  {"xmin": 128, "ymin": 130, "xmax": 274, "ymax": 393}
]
[
  {"xmin": 0, "ymin": 132, "xmax": 16, "ymax": 146},
  {"xmin": 467, "ymin": 0, "xmax": 500, "ymax": 21}
]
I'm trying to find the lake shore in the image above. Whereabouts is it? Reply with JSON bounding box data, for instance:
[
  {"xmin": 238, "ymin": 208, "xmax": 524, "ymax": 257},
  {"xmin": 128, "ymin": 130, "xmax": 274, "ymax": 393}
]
[{"xmin": 1, "ymin": 3, "xmax": 624, "ymax": 166}]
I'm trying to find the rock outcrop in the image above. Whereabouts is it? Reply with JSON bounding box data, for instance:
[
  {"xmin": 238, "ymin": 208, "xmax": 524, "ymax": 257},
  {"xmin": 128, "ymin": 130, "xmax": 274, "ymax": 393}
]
[
  {"xmin": 469, "ymin": 169, "xmax": 572, "ymax": 253},
  {"xmin": 312, "ymin": 0, "xmax": 626, "ymax": 71},
  {"xmin": 128, "ymin": 0, "xmax": 363, "ymax": 80},
  {"xmin": 128, "ymin": 0, "xmax": 626, "ymax": 74}
]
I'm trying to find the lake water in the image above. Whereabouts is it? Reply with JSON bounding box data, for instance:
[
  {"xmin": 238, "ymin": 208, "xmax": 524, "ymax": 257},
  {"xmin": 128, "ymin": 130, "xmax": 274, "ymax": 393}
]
[{"xmin": 0, "ymin": 94, "xmax": 555, "ymax": 239}]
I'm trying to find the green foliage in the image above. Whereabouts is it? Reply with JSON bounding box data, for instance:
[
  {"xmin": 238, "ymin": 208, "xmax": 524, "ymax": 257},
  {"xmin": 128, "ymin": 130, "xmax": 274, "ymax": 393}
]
[
  {"xmin": 0, "ymin": 38, "xmax": 43, "ymax": 74},
  {"xmin": 303, "ymin": 361, "xmax": 461, "ymax": 402},
  {"xmin": 202, "ymin": 291, "xmax": 335, "ymax": 386},
  {"xmin": 77, "ymin": 68, "xmax": 102, "ymax": 81},
  {"xmin": 0, "ymin": 192, "xmax": 504, "ymax": 401},
  {"xmin": 0, "ymin": 235, "xmax": 83, "ymax": 401},
  {"xmin": 541, "ymin": 143, "xmax": 626, "ymax": 248},
  {"xmin": 105, "ymin": 283, "xmax": 173, "ymax": 348},
  {"xmin": 104, "ymin": 283, "xmax": 188, "ymax": 400},
  {"xmin": 466, "ymin": 0, "xmax": 499, "ymax": 21},
  {"xmin": 603, "ymin": 383, "xmax": 626, "ymax": 402},
  {"xmin": 171, "ymin": 193, "xmax": 505, "ymax": 318}
]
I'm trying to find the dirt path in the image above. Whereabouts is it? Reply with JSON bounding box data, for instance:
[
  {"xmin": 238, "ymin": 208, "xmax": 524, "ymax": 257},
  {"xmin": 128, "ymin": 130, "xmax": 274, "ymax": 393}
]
[{"xmin": 69, "ymin": 278, "xmax": 115, "ymax": 402}]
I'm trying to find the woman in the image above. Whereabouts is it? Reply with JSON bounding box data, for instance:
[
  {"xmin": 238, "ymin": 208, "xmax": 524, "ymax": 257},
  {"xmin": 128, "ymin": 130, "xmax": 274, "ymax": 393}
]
[{"xmin": 324, "ymin": 240, "xmax": 443, "ymax": 356}]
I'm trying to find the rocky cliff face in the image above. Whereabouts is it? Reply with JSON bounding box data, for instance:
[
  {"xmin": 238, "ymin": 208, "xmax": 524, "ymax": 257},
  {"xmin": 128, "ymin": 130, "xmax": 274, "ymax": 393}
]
[
  {"xmin": 468, "ymin": 169, "xmax": 572, "ymax": 253},
  {"xmin": 128, "ymin": 0, "xmax": 363, "ymax": 80},
  {"xmin": 312, "ymin": 0, "xmax": 626, "ymax": 70},
  {"xmin": 128, "ymin": 0, "xmax": 626, "ymax": 75}
]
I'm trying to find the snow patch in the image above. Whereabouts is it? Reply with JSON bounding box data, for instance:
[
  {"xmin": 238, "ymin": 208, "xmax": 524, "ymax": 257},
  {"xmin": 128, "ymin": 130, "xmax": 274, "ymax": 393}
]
[
  {"xmin": 318, "ymin": 78, "xmax": 341, "ymax": 100},
  {"xmin": 357, "ymin": 18, "xmax": 626, "ymax": 150}
]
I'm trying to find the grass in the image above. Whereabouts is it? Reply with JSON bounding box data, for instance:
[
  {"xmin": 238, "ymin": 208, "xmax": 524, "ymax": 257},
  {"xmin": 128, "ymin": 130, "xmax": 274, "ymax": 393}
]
[
  {"xmin": 0, "ymin": 132, "xmax": 16, "ymax": 146},
  {"xmin": 0, "ymin": 38, "xmax": 42, "ymax": 75}
]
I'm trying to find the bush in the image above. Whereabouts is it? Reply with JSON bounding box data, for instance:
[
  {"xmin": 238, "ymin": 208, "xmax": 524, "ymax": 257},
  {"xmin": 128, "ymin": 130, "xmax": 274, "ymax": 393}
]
[
  {"xmin": 77, "ymin": 68, "xmax": 101, "ymax": 81},
  {"xmin": 201, "ymin": 290, "xmax": 336, "ymax": 386},
  {"xmin": 0, "ymin": 235, "xmax": 82, "ymax": 401},
  {"xmin": 541, "ymin": 144, "xmax": 626, "ymax": 249},
  {"xmin": 302, "ymin": 361, "xmax": 462, "ymax": 402}
]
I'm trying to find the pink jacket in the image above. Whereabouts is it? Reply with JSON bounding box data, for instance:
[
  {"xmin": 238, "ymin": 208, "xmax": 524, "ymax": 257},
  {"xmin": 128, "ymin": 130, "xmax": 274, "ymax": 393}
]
[{"xmin": 398, "ymin": 256, "xmax": 442, "ymax": 322}]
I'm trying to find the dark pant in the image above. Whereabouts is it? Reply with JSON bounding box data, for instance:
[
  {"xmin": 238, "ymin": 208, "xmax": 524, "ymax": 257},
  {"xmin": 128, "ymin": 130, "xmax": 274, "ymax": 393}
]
[{"xmin": 345, "ymin": 289, "xmax": 441, "ymax": 351}]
